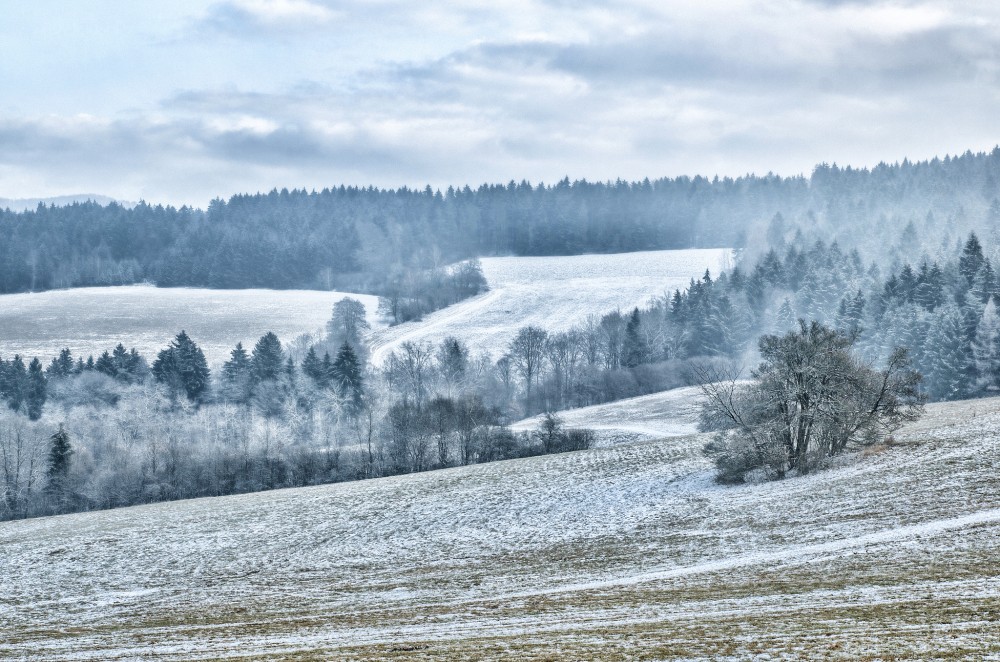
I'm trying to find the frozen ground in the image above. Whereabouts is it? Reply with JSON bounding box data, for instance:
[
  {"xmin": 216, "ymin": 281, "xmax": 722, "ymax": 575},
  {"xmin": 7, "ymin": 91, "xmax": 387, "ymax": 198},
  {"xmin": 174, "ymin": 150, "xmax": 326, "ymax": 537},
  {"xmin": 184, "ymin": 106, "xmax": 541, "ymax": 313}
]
[
  {"xmin": 0, "ymin": 286, "xmax": 381, "ymax": 366},
  {"xmin": 3, "ymin": 396, "xmax": 999, "ymax": 659},
  {"xmin": 511, "ymin": 386, "xmax": 705, "ymax": 446},
  {"xmin": 370, "ymin": 248, "xmax": 731, "ymax": 364}
]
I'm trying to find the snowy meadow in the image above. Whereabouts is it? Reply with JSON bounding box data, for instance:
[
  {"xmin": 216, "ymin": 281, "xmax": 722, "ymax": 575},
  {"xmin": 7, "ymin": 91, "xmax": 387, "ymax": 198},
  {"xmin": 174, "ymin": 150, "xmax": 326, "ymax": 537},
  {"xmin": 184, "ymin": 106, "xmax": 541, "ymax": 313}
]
[{"xmin": 2, "ymin": 396, "xmax": 998, "ymax": 659}]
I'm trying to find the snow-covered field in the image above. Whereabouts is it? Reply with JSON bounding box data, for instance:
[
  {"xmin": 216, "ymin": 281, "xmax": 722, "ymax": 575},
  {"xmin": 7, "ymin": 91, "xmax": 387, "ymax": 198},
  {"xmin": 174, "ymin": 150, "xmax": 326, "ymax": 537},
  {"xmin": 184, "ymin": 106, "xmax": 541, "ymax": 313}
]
[
  {"xmin": 370, "ymin": 248, "xmax": 731, "ymax": 364},
  {"xmin": 511, "ymin": 386, "xmax": 705, "ymax": 445},
  {"xmin": 3, "ymin": 396, "xmax": 999, "ymax": 659},
  {"xmin": 0, "ymin": 248, "xmax": 728, "ymax": 368},
  {"xmin": 0, "ymin": 286, "xmax": 381, "ymax": 366}
]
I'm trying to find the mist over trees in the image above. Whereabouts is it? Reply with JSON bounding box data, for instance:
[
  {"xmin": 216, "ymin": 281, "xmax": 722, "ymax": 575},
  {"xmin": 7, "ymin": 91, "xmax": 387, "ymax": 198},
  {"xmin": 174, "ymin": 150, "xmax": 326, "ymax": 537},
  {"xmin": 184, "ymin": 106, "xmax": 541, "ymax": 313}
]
[{"xmin": 2, "ymin": 148, "xmax": 1000, "ymax": 295}]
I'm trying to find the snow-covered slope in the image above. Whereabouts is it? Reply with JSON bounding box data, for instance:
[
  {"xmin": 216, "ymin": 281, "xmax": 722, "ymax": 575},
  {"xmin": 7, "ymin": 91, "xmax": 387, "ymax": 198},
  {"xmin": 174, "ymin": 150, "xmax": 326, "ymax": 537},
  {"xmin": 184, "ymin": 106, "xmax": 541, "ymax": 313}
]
[
  {"xmin": 370, "ymin": 248, "xmax": 730, "ymax": 364},
  {"xmin": 511, "ymin": 385, "xmax": 705, "ymax": 445},
  {"xmin": 0, "ymin": 248, "xmax": 727, "ymax": 367},
  {"xmin": 3, "ymin": 397, "xmax": 1000, "ymax": 659},
  {"xmin": 0, "ymin": 285, "xmax": 381, "ymax": 366}
]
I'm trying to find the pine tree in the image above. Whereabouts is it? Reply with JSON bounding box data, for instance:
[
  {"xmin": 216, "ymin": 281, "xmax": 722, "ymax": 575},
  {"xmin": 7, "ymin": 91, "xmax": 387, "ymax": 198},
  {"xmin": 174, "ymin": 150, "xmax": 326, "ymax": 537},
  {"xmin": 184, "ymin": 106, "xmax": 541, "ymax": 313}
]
[
  {"xmin": 221, "ymin": 342, "xmax": 252, "ymax": 403},
  {"xmin": 623, "ymin": 308, "xmax": 650, "ymax": 367},
  {"xmin": 301, "ymin": 346, "xmax": 324, "ymax": 384},
  {"xmin": 250, "ymin": 332, "xmax": 284, "ymax": 384},
  {"xmin": 973, "ymin": 298, "xmax": 1000, "ymax": 392},
  {"xmin": 774, "ymin": 298, "xmax": 796, "ymax": 333},
  {"xmin": 46, "ymin": 349, "xmax": 74, "ymax": 378},
  {"xmin": 5, "ymin": 355, "xmax": 26, "ymax": 412},
  {"xmin": 331, "ymin": 342, "xmax": 364, "ymax": 413},
  {"xmin": 925, "ymin": 304, "xmax": 972, "ymax": 400},
  {"xmin": 959, "ymin": 232, "xmax": 985, "ymax": 286},
  {"xmin": 45, "ymin": 424, "xmax": 73, "ymax": 510},
  {"xmin": 152, "ymin": 331, "xmax": 211, "ymax": 402},
  {"xmin": 95, "ymin": 350, "xmax": 115, "ymax": 376},
  {"xmin": 971, "ymin": 260, "xmax": 997, "ymax": 303},
  {"xmin": 26, "ymin": 357, "xmax": 46, "ymax": 421}
]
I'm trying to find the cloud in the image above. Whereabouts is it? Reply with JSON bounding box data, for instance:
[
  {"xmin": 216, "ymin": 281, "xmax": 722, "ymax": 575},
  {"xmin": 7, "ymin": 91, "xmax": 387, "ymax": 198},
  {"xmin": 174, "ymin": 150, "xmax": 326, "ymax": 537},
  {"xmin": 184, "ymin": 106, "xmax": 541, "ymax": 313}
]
[
  {"xmin": 3, "ymin": 0, "xmax": 1000, "ymax": 206},
  {"xmin": 199, "ymin": 0, "xmax": 337, "ymax": 35}
]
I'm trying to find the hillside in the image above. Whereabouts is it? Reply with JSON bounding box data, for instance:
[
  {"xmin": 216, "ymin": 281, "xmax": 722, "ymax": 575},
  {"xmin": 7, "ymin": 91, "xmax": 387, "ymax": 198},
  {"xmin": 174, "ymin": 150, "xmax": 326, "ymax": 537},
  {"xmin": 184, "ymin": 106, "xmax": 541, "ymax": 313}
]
[
  {"xmin": 3, "ymin": 396, "xmax": 999, "ymax": 660},
  {"xmin": 370, "ymin": 248, "xmax": 730, "ymax": 364},
  {"xmin": 0, "ymin": 248, "xmax": 725, "ymax": 367},
  {"xmin": 510, "ymin": 385, "xmax": 704, "ymax": 445}
]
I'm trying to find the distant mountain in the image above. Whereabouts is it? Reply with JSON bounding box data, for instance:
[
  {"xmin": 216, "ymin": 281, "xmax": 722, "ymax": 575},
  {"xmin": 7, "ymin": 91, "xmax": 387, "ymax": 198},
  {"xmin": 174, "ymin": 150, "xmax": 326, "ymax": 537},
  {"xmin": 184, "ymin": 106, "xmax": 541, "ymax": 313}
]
[{"xmin": 0, "ymin": 194, "xmax": 130, "ymax": 212}]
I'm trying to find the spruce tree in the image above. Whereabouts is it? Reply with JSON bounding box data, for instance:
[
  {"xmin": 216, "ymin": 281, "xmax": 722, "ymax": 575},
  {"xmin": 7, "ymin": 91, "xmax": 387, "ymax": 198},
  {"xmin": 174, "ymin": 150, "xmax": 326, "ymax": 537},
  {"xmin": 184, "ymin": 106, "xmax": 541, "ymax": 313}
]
[
  {"xmin": 301, "ymin": 346, "xmax": 323, "ymax": 383},
  {"xmin": 251, "ymin": 332, "xmax": 285, "ymax": 384},
  {"xmin": 45, "ymin": 424, "xmax": 73, "ymax": 510},
  {"xmin": 26, "ymin": 357, "xmax": 46, "ymax": 421},
  {"xmin": 6, "ymin": 355, "xmax": 26, "ymax": 412},
  {"xmin": 925, "ymin": 304, "xmax": 972, "ymax": 400},
  {"xmin": 973, "ymin": 298, "xmax": 1000, "ymax": 392},
  {"xmin": 332, "ymin": 342, "xmax": 364, "ymax": 413},
  {"xmin": 959, "ymin": 232, "xmax": 985, "ymax": 286},
  {"xmin": 152, "ymin": 331, "xmax": 211, "ymax": 402},
  {"xmin": 221, "ymin": 342, "xmax": 252, "ymax": 403},
  {"xmin": 623, "ymin": 308, "xmax": 649, "ymax": 367}
]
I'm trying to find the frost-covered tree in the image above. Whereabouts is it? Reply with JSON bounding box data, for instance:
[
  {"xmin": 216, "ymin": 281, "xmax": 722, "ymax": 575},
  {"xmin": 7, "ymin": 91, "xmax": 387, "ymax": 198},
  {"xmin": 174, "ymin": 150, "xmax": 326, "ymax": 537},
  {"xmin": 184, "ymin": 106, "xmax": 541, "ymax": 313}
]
[
  {"xmin": 973, "ymin": 298, "xmax": 1000, "ymax": 392},
  {"xmin": 924, "ymin": 304, "xmax": 972, "ymax": 400},
  {"xmin": 699, "ymin": 321, "xmax": 924, "ymax": 483}
]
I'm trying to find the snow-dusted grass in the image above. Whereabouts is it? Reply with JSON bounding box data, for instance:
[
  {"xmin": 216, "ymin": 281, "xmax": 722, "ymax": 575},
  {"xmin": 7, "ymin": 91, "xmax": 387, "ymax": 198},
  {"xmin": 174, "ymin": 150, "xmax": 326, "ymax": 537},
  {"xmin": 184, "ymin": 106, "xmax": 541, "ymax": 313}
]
[
  {"xmin": 0, "ymin": 285, "xmax": 381, "ymax": 366},
  {"xmin": 3, "ymin": 397, "xmax": 1000, "ymax": 659},
  {"xmin": 370, "ymin": 248, "xmax": 731, "ymax": 364},
  {"xmin": 511, "ymin": 385, "xmax": 705, "ymax": 445}
]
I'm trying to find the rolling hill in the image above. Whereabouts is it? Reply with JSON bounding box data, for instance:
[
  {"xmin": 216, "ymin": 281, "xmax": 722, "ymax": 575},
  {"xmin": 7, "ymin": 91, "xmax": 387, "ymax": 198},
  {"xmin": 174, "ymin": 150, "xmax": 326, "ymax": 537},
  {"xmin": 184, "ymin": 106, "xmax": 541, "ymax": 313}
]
[
  {"xmin": 3, "ymin": 395, "xmax": 999, "ymax": 660},
  {"xmin": 0, "ymin": 248, "xmax": 728, "ymax": 367}
]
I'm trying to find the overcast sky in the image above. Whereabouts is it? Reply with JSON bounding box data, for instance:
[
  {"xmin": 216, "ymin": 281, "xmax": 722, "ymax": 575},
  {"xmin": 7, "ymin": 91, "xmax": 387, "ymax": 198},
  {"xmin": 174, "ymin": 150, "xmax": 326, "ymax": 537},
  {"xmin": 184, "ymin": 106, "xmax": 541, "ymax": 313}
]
[{"xmin": 1, "ymin": 0, "xmax": 998, "ymax": 207}]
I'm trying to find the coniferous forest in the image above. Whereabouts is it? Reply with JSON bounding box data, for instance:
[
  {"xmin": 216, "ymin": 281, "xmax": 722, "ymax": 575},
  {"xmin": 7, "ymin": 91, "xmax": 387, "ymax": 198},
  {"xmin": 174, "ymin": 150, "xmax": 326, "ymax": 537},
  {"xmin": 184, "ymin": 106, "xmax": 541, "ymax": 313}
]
[{"xmin": 2, "ymin": 148, "xmax": 1000, "ymax": 295}]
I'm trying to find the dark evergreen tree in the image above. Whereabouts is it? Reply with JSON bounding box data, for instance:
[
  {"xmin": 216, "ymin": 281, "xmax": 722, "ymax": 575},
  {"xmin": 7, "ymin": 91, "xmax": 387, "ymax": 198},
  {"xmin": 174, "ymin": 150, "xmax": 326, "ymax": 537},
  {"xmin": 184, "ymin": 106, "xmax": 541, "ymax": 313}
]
[
  {"xmin": 301, "ymin": 346, "xmax": 324, "ymax": 384},
  {"xmin": 250, "ymin": 332, "xmax": 285, "ymax": 384},
  {"xmin": 623, "ymin": 308, "xmax": 649, "ymax": 367},
  {"xmin": 26, "ymin": 357, "xmax": 46, "ymax": 421},
  {"xmin": 221, "ymin": 342, "xmax": 252, "ymax": 403},
  {"xmin": 331, "ymin": 342, "xmax": 364, "ymax": 413},
  {"xmin": 5, "ymin": 355, "xmax": 27, "ymax": 412},
  {"xmin": 959, "ymin": 232, "xmax": 985, "ymax": 286},
  {"xmin": 45, "ymin": 424, "xmax": 73, "ymax": 509},
  {"xmin": 46, "ymin": 349, "xmax": 75, "ymax": 378},
  {"xmin": 152, "ymin": 331, "xmax": 211, "ymax": 402}
]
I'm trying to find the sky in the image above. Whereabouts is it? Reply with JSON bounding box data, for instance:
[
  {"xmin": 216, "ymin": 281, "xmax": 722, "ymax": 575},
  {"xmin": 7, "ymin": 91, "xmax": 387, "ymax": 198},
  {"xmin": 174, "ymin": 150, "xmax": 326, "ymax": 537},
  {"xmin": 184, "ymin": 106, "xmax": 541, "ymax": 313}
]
[{"xmin": 1, "ymin": 0, "xmax": 999, "ymax": 207}]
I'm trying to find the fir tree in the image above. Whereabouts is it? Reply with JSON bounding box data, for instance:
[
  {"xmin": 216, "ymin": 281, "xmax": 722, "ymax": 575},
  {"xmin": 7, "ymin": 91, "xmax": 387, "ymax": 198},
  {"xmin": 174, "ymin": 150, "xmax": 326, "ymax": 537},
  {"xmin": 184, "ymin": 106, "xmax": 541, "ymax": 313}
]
[
  {"xmin": 301, "ymin": 346, "xmax": 324, "ymax": 384},
  {"xmin": 959, "ymin": 232, "xmax": 985, "ymax": 286},
  {"xmin": 5, "ymin": 355, "xmax": 26, "ymax": 412},
  {"xmin": 152, "ymin": 331, "xmax": 211, "ymax": 402},
  {"xmin": 26, "ymin": 357, "xmax": 46, "ymax": 421},
  {"xmin": 973, "ymin": 298, "xmax": 1000, "ymax": 392},
  {"xmin": 331, "ymin": 342, "xmax": 364, "ymax": 413},
  {"xmin": 925, "ymin": 304, "xmax": 972, "ymax": 400},
  {"xmin": 250, "ymin": 332, "xmax": 284, "ymax": 384},
  {"xmin": 623, "ymin": 308, "xmax": 649, "ymax": 367},
  {"xmin": 45, "ymin": 424, "xmax": 73, "ymax": 510}
]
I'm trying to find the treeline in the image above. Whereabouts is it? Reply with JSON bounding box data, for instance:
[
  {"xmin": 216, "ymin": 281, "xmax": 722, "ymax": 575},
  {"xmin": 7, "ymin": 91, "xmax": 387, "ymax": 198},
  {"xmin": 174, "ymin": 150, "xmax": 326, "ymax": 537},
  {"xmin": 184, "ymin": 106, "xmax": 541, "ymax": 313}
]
[
  {"xmin": 639, "ymin": 229, "xmax": 1000, "ymax": 402},
  {"xmin": 0, "ymin": 300, "xmax": 602, "ymax": 521},
  {"xmin": 4, "ymin": 147, "xmax": 1000, "ymax": 294}
]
